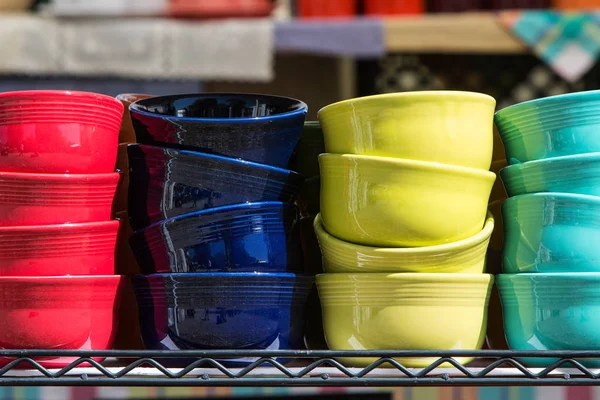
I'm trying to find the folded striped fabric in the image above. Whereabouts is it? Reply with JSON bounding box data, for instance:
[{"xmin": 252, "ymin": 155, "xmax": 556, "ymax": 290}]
[{"xmin": 500, "ymin": 10, "xmax": 600, "ymax": 82}]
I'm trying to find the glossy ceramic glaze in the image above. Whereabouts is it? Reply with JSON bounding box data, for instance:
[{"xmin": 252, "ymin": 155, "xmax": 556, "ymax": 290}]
[
  {"xmin": 132, "ymin": 273, "xmax": 313, "ymax": 365},
  {"xmin": 130, "ymin": 93, "xmax": 307, "ymax": 169},
  {"xmin": 500, "ymin": 152, "xmax": 600, "ymax": 197},
  {"xmin": 0, "ymin": 90, "xmax": 122, "ymax": 173},
  {"xmin": 317, "ymin": 91, "xmax": 495, "ymax": 170},
  {"xmin": 116, "ymin": 93, "xmax": 153, "ymax": 144},
  {"xmin": 319, "ymin": 153, "xmax": 495, "ymax": 247},
  {"xmin": 130, "ymin": 202, "xmax": 303, "ymax": 274},
  {"xmin": 498, "ymin": 273, "xmax": 600, "ymax": 366},
  {"xmin": 289, "ymin": 121, "xmax": 324, "ymax": 179},
  {"xmin": 0, "ymin": 276, "xmax": 124, "ymax": 368},
  {"xmin": 0, "ymin": 221, "xmax": 118, "ymax": 276},
  {"xmin": 314, "ymin": 213, "xmax": 494, "ymax": 274},
  {"xmin": 503, "ymin": 193, "xmax": 600, "ymax": 273},
  {"xmin": 317, "ymin": 273, "xmax": 493, "ymax": 367},
  {"xmin": 127, "ymin": 144, "xmax": 304, "ymax": 230},
  {"xmin": 495, "ymin": 90, "xmax": 600, "ymax": 164},
  {"xmin": 0, "ymin": 171, "xmax": 119, "ymax": 226}
]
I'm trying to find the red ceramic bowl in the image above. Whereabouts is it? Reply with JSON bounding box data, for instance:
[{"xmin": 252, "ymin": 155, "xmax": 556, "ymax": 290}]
[
  {"xmin": 0, "ymin": 221, "xmax": 119, "ymax": 276},
  {"xmin": 0, "ymin": 171, "xmax": 119, "ymax": 226},
  {"xmin": 0, "ymin": 90, "xmax": 123, "ymax": 174},
  {"xmin": 0, "ymin": 276, "xmax": 124, "ymax": 368}
]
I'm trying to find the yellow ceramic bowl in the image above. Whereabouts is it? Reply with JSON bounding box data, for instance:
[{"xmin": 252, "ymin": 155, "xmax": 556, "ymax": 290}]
[
  {"xmin": 317, "ymin": 273, "xmax": 493, "ymax": 367},
  {"xmin": 314, "ymin": 212, "xmax": 494, "ymax": 274},
  {"xmin": 317, "ymin": 91, "xmax": 496, "ymax": 170},
  {"xmin": 319, "ymin": 154, "xmax": 496, "ymax": 247}
]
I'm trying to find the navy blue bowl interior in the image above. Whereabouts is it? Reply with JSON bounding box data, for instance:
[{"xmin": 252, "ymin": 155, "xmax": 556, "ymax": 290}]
[
  {"xmin": 129, "ymin": 201, "xmax": 303, "ymax": 274},
  {"xmin": 132, "ymin": 273, "xmax": 313, "ymax": 362},
  {"xmin": 129, "ymin": 93, "xmax": 308, "ymax": 169},
  {"xmin": 127, "ymin": 144, "xmax": 304, "ymax": 231},
  {"xmin": 131, "ymin": 93, "xmax": 306, "ymax": 119}
]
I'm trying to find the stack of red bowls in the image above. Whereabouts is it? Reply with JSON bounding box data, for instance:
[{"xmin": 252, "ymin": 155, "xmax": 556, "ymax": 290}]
[{"xmin": 0, "ymin": 90, "xmax": 125, "ymax": 367}]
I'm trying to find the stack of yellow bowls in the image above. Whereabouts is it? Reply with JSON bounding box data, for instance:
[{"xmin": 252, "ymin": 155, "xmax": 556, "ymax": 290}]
[{"xmin": 314, "ymin": 91, "xmax": 497, "ymax": 367}]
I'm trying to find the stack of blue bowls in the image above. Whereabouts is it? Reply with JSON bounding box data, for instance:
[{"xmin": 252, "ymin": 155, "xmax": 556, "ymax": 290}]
[
  {"xmin": 495, "ymin": 90, "xmax": 600, "ymax": 366},
  {"xmin": 125, "ymin": 93, "xmax": 314, "ymax": 364}
]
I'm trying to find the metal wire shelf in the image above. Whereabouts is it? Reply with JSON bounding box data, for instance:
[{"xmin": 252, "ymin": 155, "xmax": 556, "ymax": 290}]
[{"xmin": 1, "ymin": 350, "xmax": 600, "ymax": 386}]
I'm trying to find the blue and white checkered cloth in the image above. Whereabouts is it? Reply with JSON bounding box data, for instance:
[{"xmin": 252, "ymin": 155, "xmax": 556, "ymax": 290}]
[{"xmin": 501, "ymin": 10, "xmax": 600, "ymax": 82}]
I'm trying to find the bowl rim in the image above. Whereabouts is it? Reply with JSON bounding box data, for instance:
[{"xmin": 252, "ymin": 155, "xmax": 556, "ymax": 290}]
[
  {"xmin": 134, "ymin": 272, "xmax": 314, "ymax": 281},
  {"xmin": 129, "ymin": 92, "xmax": 308, "ymax": 123},
  {"xmin": 500, "ymin": 152, "xmax": 600, "ymax": 177},
  {"xmin": 0, "ymin": 171, "xmax": 121, "ymax": 182},
  {"xmin": 137, "ymin": 201, "xmax": 296, "ymax": 231},
  {"xmin": 319, "ymin": 153, "xmax": 496, "ymax": 180},
  {"xmin": 0, "ymin": 90, "xmax": 123, "ymax": 108},
  {"xmin": 314, "ymin": 212, "xmax": 494, "ymax": 257},
  {"xmin": 316, "ymin": 272, "xmax": 493, "ymax": 284},
  {"xmin": 0, "ymin": 275, "xmax": 123, "ymax": 282},
  {"xmin": 503, "ymin": 191, "xmax": 600, "ymax": 209},
  {"xmin": 317, "ymin": 90, "xmax": 496, "ymax": 117},
  {"xmin": 495, "ymin": 89, "xmax": 600, "ymax": 118},
  {"xmin": 498, "ymin": 272, "xmax": 600, "ymax": 283},
  {"xmin": 0, "ymin": 220, "xmax": 119, "ymax": 233},
  {"xmin": 128, "ymin": 143, "xmax": 302, "ymax": 178}
]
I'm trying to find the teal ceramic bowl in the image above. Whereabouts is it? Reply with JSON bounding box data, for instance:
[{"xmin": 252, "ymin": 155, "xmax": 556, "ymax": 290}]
[
  {"xmin": 495, "ymin": 90, "xmax": 600, "ymax": 164},
  {"xmin": 498, "ymin": 273, "xmax": 600, "ymax": 367},
  {"xmin": 503, "ymin": 193, "xmax": 600, "ymax": 273},
  {"xmin": 500, "ymin": 153, "xmax": 600, "ymax": 197}
]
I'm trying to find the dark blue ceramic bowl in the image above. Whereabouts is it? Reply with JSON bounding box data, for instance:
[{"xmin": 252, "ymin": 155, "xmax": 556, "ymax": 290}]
[
  {"xmin": 129, "ymin": 201, "xmax": 303, "ymax": 274},
  {"xmin": 132, "ymin": 273, "xmax": 314, "ymax": 365},
  {"xmin": 129, "ymin": 93, "xmax": 308, "ymax": 169},
  {"xmin": 127, "ymin": 144, "xmax": 305, "ymax": 231}
]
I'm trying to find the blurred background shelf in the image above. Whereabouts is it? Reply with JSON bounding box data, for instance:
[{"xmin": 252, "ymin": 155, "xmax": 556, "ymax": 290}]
[
  {"xmin": 0, "ymin": 12, "xmax": 524, "ymax": 64},
  {"xmin": 383, "ymin": 13, "xmax": 526, "ymax": 53}
]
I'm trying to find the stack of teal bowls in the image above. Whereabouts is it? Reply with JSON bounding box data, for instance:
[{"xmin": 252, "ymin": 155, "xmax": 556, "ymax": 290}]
[
  {"xmin": 311, "ymin": 91, "xmax": 499, "ymax": 367},
  {"xmin": 495, "ymin": 90, "xmax": 600, "ymax": 366}
]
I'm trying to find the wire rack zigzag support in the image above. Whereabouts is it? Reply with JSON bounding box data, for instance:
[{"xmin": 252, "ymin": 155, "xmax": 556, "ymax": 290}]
[{"xmin": 0, "ymin": 350, "xmax": 599, "ymax": 386}]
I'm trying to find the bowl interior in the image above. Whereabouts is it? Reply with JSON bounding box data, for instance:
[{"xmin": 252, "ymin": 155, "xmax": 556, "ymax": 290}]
[{"xmin": 132, "ymin": 93, "xmax": 306, "ymax": 120}]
